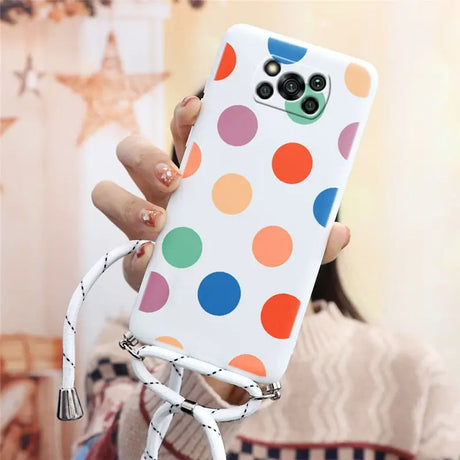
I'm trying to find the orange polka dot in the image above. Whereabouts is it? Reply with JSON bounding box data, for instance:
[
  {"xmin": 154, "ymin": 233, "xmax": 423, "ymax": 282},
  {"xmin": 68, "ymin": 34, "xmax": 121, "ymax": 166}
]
[
  {"xmin": 345, "ymin": 63, "xmax": 371, "ymax": 98},
  {"xmin": 214, "ymin": 43, "xmax": 236, "ymax": 81},
  {"xmin": 229, "ymin": 354, "xmax": 266, "ymax": 377},
  {"xmin": 182, "ymin": 143, "xmax": 201, "ymax": 178},
  {"xmin": 212, "ymin": 174, "xmax": 252, "ymax": 214},
  {"xmin": 155, "ymin": 336, "xmax": 183, "ymax": 349},
  {"xmin": 252, "ymin": 226, "xmax": 293, "ymax": 267},
  {"xmin": 272, "ymin": 143, "xmax": 312, "ymax": 184},
  {"xmin": 261, "ymin": 294, "xmax": 300, "ymax": 339}
]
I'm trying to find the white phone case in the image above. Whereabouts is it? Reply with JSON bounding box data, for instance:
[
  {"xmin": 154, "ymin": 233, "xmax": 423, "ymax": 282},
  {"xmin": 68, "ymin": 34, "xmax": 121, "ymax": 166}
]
[{"xmin": 130, "ymin": 24, "xmax": 378, "ymax": 384}]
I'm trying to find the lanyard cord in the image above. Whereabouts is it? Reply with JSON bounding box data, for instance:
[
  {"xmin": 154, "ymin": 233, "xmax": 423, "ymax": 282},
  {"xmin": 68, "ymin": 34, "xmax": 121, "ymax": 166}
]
[{"xmin": 57, "ymin": 240, "xmax": 270, "ymax": 460}]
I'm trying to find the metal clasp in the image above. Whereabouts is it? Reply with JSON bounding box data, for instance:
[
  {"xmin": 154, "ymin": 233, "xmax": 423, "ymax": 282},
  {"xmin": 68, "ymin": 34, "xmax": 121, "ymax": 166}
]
[
  {"xmin": 180, "ymin": 399, "xmax": 197, "ymax": 415},
  {"xmin": 119, "ymin": 331, "xmax": 144, "ymax": 360},
  {"xmin": 251, "ymin": 382, "xmax": 282, "ymax": 400}
]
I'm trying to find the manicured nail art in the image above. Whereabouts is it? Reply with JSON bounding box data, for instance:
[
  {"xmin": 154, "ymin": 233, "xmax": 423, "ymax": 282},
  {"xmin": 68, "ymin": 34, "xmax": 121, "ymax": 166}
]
[
  {"xmin": 181, "ymin": 96, "xmax": 196, "ymax": 107},
  {"xmin": 140, "ymin": 209, "xmax": 162, "ymax": 227},
  {"xmin": 136, "ymin": 243, "xmax": 147, "ymax": 258},
  {"xmin": 154, "ymin": 163, "xmax": 181, "ymax": 187}
]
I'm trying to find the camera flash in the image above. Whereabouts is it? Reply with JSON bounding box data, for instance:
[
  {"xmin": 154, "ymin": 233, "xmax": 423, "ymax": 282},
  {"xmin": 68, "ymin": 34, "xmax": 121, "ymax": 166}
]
[{"xmin": 264, "ymin": 60, "xmax": 281, "ymax": 77}]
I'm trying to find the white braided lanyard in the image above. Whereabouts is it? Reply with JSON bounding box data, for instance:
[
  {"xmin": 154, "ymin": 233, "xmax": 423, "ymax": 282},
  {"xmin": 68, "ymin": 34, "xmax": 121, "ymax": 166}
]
[{"xmin": 57, "ymin": 240, "xmax": 279, "ymax": 460}]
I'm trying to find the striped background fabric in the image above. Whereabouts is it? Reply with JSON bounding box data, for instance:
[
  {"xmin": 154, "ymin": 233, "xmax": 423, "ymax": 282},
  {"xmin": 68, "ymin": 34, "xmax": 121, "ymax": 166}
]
[{"xmin": 227, "ymin": 438, "xmax": 414, "ymax": 460}]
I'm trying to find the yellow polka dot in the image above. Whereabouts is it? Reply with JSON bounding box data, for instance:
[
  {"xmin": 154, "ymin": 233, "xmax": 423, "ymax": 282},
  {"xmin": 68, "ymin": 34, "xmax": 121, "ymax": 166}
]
[
  {"xmin": 212, "ymin": 174, "xmax": 252, "ymax": 215},
  {"xmin": 345, "ymin": 63, "xmax": 371, "ymax": 98},
  {"xmin": 155, "ymin": 336, "xmax": 183, "ymax": 349}
]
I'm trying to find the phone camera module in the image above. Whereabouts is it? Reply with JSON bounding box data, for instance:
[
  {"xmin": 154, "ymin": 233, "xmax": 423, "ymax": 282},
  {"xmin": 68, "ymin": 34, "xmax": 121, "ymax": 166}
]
[
  {"xmin": 309, "ymin": 74, "xmax": 326, "ymax": 92},
  {"xmin": 264, "ymin": 59, "xmax": 281, "ymax": 77},
  {"xmin": 256, "ymin": 82, "xmax": 274, "ymax": 100},
  {"xmin": 301, "ymin": 97, "xmax": 319, "ymax": 115},
  {"xmin": 278, "ymin": 73, "xmax": 305, "ymax": 101}
]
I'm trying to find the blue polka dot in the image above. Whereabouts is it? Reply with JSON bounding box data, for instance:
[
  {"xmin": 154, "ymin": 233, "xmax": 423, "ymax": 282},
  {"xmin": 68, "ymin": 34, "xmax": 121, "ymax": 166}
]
[
  {"xmin": 198, "ymin": 272, "xmax": 241, "ymax": 316},
  {"xmin": 268, "ymin": 37, "xmax": 307, "ymax": 64},
  {"xmin": 313, "ymin": 188, "xmax": 338, "ymax": 227}
]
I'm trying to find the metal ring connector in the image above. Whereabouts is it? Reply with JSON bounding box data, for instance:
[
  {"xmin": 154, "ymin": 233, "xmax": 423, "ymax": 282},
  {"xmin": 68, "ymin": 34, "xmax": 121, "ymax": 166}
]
[
  {"xmin": 119, "ymin": 331, "xmax": 144, "ymax": 360},
  {"xmin": 251, "ymin": 382, "xmax": 282, "ymax": 400}
]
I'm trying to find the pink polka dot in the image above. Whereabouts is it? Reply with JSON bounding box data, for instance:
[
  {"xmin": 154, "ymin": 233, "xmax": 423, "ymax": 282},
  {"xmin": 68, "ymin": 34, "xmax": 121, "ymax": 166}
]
[
  {"xmin": 338, "ymin": 122, "xmax": 359, "ymax": 160},
  {"xmin": 139, "ymin": 272, "xmax": 169, "ymax": 312},
  {"xmin": 217, "ymin": 105, "xmax": 258, "ymax": 146}
]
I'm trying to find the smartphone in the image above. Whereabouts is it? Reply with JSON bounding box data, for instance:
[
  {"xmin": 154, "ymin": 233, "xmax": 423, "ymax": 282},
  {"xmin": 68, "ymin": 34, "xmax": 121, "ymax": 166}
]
[{"xmin": 129, "ymin": 24, "xmax": 378, "ymax": 384}]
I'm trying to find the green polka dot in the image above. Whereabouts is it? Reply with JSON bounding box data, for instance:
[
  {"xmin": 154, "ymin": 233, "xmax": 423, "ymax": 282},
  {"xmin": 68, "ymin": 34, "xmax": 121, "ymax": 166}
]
[{"xmin": 162, "ymin": 227, "xmax": 202, "ymax": 268}]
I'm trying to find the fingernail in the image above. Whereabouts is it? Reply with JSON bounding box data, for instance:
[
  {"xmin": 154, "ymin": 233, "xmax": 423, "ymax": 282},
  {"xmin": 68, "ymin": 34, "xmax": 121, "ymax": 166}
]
[
  {"xmin": 181, "ymin": 96, "xmax": 197, "ymax": 107},
  {"xmin": 136, "ymin": 243, "xmax": 147, "ymax": 258},
  {"xmin": 140, "ymin": 208, "xmax": 163, "ymax": 227},
  {"xmin": 341, "ymin": 226, "xmax": 351, "ymax": 249},
  {"xmin": 136, "ymin": 242, "xmax": 153, "ymax": 259},
  {"xmin": 154, "ymin": 163, "xmax": 181, "ymax": 187}
]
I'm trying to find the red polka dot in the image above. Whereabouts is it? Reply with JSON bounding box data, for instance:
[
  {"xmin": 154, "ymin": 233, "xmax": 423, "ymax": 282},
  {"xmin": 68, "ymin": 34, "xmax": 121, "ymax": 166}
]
[
  {"xmin": 272, "ymin": 143, "xmax": 312, "ymax": 184},
  {"xmin": 183, "ymin": 142, "xmax": 201, "ymax": 178},
  {"xmin": 214, "ymin": 43, "xmax": 236, "ymax": 81},
  {"xmin": 228, "ymin": 354, "xmax": 266, "ymax": 377},
  {"xmin": 261, "ymin": 293, "xmax": 300, "ymax": 339}
]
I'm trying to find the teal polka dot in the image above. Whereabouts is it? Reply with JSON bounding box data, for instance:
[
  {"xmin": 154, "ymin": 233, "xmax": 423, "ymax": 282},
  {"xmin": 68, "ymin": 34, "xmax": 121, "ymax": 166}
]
[{"xmin": 162, "ymin": 227, "xmax": 202, "ymax": 268}]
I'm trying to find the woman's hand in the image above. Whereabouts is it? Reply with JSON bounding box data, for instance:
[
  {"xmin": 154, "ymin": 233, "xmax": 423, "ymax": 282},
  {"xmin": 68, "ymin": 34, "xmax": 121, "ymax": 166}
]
[
  {"xmin": 92, "ymin": 95, "xmax": 351, "ymax": 402},
  {"xmin": 92, "ymin": 95, "xmax": 350, "ymax": 290}
]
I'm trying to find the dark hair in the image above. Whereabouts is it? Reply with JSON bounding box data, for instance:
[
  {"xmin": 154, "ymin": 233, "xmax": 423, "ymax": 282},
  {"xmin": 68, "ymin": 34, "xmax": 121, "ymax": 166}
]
[{"xmin": 171, "ymin": 89, "xmax": 364, "ymax": 322}]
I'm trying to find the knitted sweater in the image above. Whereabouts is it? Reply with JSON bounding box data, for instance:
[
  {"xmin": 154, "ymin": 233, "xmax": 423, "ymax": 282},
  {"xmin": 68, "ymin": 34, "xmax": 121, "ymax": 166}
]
[{"xmin": 78, "ymin": 301, "xmax": 460, "ymax": 460}]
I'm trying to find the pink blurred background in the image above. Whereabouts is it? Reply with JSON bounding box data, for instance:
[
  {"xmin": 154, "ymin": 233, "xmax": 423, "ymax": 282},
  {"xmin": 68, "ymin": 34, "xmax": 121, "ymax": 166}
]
[{"xmin": 1, "ymin": 0, "xmax": 459, "ymax": 457}]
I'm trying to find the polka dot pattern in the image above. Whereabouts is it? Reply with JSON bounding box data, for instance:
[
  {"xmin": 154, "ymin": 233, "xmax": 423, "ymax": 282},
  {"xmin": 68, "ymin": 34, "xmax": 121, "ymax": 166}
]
[
  {"xmin": 268, "ymin": 37, "xmax": 307, "ymax": 64},
  {"xmin": 162, "ymin": 227, "xmax": 202, "ymax": 268},
  {"xmin": 155, "ymin": 336, "xmax": 183, "ymax": 349},
  {"xmin": 338, "ymin": 123, "xmax": 359, "ymax": 160},
  {"xmin": 139, "ymin": 272, "xmax": 169, "ymax": 313},
  {"xmin": 345, "ymin": 63, "xmax": 371, "ymax": 98},
  {"xmin": 214, "ymin": 43, "xmax": 236, "ymax": 81},
  {"xmin": 132, "ymin": 30, "xmax": 376, "ymax": 383},
  {"xmin": 261, "ymin": 294, "xmax": 300, "ymax": 339},
  {"xmin": 212, "ymin": 174, "xmax": 252, "ymax": 215},
  {"xmin": 272, "ymin": 143, "xmax": 313, "ymax": 184},
  {"xmin": 198, "ymin": 272, "xmax": 241, "ymax": 316},
  {"xmin": 217, "ymin": 105, "xmax": 258, "ymax": 146},
  {"xmin": 252, "ymin": 226, "xmax": 293, "ymax": 267},
  {"xmin": 313, "ymin": 188, "xmax": 338, "ymax": 227},
  {"xmin": 182, "ymin": 142, "xmax": 202, "ymax": 178},
  {"xmin": 229, "ymin": 354, "xmax": 267, "ymax": 377}
]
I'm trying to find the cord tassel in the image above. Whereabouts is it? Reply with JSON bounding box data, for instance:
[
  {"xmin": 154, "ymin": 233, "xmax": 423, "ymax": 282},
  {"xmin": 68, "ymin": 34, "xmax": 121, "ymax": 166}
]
[{"xmin": 57, "ymin": 240, "xmax": 148, "ymax": 420}]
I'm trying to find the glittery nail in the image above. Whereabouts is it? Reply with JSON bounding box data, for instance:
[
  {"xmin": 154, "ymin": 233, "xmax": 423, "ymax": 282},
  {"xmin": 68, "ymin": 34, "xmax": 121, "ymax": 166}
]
[
  {"xmin": 140, "ymin": 209, "xmax": 162, "ymax": 227},
  {"xmin": 154, "ymin": 163, "xmax": 181, "ymax": 187}
]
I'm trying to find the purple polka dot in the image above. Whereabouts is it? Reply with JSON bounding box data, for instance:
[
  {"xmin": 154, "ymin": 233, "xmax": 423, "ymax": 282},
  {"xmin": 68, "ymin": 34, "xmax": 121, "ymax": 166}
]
[
  {"xmin": 217, "ymin": 105, "xmax": 258, "ymax": 146},
  {"xmin": 139, "ymin": 272, "xmax": 169, "ymax": 313},
  {"xmin": 338, "ymin": 122, "xmax": 359, "ymax": 160}
]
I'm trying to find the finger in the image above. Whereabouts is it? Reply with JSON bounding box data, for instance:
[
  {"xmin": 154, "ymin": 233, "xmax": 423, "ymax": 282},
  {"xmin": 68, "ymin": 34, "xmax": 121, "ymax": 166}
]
[
  {"xmin": 123, "ymin": 242, "xmax": 154, "ymax": 291},
  {"xmin": 170, "ymin": 96, "xmax": 201, "ymax": 163},
  {"xmin": 116, "ymin": 135, "xmax": 182, "ymax": 209},
  {"xmin": 92, "ymin": 181, "xmax": 166, "ymax": 240},
  {"xmin": 322, "ymin": 222, "xmax": 351, "ymax": 264}
]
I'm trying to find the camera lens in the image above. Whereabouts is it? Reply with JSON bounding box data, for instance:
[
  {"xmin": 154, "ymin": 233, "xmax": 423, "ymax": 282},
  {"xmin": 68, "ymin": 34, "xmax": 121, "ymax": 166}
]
[
  {"xmin": 256, "ymin": 82, "xmax": 274, "ymax": 99},
  {"xmin": 277, "ymin": 73, "xmax": 305, "ymax": 101},
  {"xmin": 264, "ymin": 59, "xmax": 281, "ymax": 77},
  {"xmin": 301, "ymin": 97, "xmax": 319, "ymax": 115},
  {"xmin": 309, "ymin": 74, "xmax": 326, "ymax": 92}
]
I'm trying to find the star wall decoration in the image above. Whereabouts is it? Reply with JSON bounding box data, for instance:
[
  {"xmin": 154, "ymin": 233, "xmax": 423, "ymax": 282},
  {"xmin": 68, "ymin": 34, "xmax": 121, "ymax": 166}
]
[
  {"xmin": 0, "ymin": 117, "xmax": 17, "ymax": 136},
  {"xmin": 55, "ymin": 32, "xmax": 169, "ymax": 145},
  {"xmin": 14, "ymin": 55, "xmax": 45, "ymax": 96}
]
